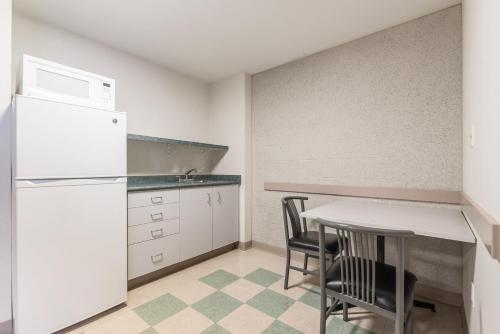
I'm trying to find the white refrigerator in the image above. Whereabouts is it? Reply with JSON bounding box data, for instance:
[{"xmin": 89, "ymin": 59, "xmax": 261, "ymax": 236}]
[{"xmin": 11, "ymin": 95, "xmax": 128, "ymax": 334}]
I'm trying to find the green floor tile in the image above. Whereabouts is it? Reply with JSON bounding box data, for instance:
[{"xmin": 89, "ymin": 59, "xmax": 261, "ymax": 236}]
[
  {"xmin": 192, "ymin": 291, "xmax": 242, "ymax": 322},
  {"xmin": 201, "ymin": 324, "xmax": 232, "ymax": 334},
  {"xmin": 298, "ymin": 289, "xmax": 321, "ymax": 309},
  {"xmin": 133, "ymin": 293, "xmax": 187, "ymax": 326},
  {"xmin": 140, "ymin": 328, "xmax": 159, "ymax": 334},
  {"xmin": 199, "ymin": 269, "xmax": 240, "ymax": 289},
  {"xmin": 263, "ymin": 320, "xmax": 304, "ymax": 334},
  {"xmin": 326, "ymin": 318, "xmax": 376, "ymax": 334},
  {"xmin": 244, "ymin": 268, "xmax": 282, "ymax": 287},
  {"xmin": 247, "ymin": 289, "xmax": 295, "ymax": 318}
]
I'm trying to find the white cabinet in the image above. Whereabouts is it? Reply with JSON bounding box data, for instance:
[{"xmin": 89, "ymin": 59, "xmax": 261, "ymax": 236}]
[
  {"xmin": 128, "ymin": 189, "xmax": 179, "ymax": 208},
  {"xmin": 179, "ymin": 185, "xmax": 239, "ymax": 261},
  {"xmin": 128, "ymin": 234, "xmax": 180, "ymax": 279},
  {"xmin": 127, "ymin": 189, "xmax": 180, "ymax": 280},
  {"xmin": 212, "ymin": 185, "xmax": 239, "ymax": 249},
  {"xmin": 128, "ymin": 218, "xmax": 180, "ymax": 245},
  {"xmin": 179, "ymin": 187, "xmax": 213, "ymax": 261},
  {"xmin": 128, "ymin": 184, "xmax": 239, "ymax": 280},
  {"xmin": 128, "ymin": 203, "xmax": 179, "ymax": 227}
]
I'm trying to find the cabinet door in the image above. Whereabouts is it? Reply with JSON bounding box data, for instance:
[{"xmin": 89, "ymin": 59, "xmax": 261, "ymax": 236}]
[
  {"xmin": 179, "ymin": 187, "xmax": 213, "ymax": 261},
  {"xmin": 212, "ymin": 185, "xmax": 239, "ymax": 249}
]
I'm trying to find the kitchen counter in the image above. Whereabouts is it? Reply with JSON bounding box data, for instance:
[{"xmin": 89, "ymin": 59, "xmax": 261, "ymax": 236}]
[{"xmin": 127, "ymin": 174, "xmax": 241, "ymax": 192}]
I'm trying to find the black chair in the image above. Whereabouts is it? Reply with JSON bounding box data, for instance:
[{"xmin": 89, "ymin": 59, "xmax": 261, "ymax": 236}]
[
  {"xmin": 281, "ymin": 196, "xmax": 341, "ymax": 289},
  {"xmin": 317, "ymin": 219, "xmax": 417, "ymax": 334}
]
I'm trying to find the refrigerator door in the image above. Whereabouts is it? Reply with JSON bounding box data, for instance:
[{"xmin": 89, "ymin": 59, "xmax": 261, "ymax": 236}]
[
  {"xmin": 13, "ymin": 95, "xmax": 126, "ymax": 179},
  {"xmin": 12, "ymin": 178, "xmax": 127, "ymax": 334}
]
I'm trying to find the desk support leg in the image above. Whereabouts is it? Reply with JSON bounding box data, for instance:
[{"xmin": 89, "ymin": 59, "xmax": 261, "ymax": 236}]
[
  {"xmin": 377, "ymin": 236, "xmax": 385, "ymax": 263},
  {"xmin": 395, "ymin": 238, "xmax": 405, "ymax": 334}
]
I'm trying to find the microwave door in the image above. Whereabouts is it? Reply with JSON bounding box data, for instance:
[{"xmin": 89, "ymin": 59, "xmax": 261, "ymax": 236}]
[{"xmin": 35, "ymin": 68, "xmax": 91, "ymax": 100}]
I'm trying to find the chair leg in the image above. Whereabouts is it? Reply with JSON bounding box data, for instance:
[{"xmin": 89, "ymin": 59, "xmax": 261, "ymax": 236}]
[
  {"xmin": 342, "ymin": 302, "xmax": 348, "ymax": 321},
  {"xmin": 320, "ymin": 284, "xmax": 327, "ymax": 334},
  {"xmin": 284, "ymin": 250, "xmax": 291, "ymax": 290},
  {"xmin": 404, "ymin": 310, "xmax": 413, "ymax": 334},
  {"xmin": 303, "ymin": 253, "xmax": 309, "ymax": 275}
]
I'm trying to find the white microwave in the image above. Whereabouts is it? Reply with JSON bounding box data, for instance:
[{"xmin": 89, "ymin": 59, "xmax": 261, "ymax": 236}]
[{"xmin": 19, "ymin": 54, "xmax": 116, "ymax": 111}]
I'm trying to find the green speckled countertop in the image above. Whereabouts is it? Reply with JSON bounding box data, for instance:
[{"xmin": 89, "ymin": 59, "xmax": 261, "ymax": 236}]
[{"xmin": 127, "ymin": 175, "xmax": 241, "ymax": 192}]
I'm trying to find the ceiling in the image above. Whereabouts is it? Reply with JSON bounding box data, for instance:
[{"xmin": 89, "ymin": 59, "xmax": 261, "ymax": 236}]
[{"xmin": 14, "ymin": 0, "xmax": 461, "ymax": 82}]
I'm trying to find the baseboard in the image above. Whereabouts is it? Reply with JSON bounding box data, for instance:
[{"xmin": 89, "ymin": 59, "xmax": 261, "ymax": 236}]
[
  {"xmin": 0, "ymin": 320, "xmax": 12, "ymax": 334},
  {"xmin": 252, "ymin": 240, "xmax": 287, "ymax": 256},
  {"xmin": 414, "ymin": 283, "xmax": 462, "ymax": 307},
  {"xmin": 128, "ymin": 242, "xmax": 239, "ymax": 290},
  {"xmin": 238, "ymin": 240, "xmax": 253, "ymax": 250},
  {"xmin": 253, "ymin": 240, "xmax": 463, "ymax": 307},
  {"xmin": 252, "ymin": 240, "xmax": 315, "ymax": 263},
  {"xmin": 461, "ymin": 302, "xmax": 469, "ymax": 334}
]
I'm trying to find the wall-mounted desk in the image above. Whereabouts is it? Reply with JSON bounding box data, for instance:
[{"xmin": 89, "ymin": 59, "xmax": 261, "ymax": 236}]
[
  {"xmin": 300, "ymin": 198, "xmax": 476, "ymax": 244},
  {"xmin": 301, "ymin": 197, "xmax": 476, "ymax": 317}
]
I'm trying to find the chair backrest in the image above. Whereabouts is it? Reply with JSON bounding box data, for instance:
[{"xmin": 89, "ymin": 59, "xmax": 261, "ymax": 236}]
[
  {"xmin": 281, "ymin": 196, "xmax": 308, "ymax": 239},
  {"xmin": 317, "ymin": 219, "xmax": 414, "ymax": 305}
]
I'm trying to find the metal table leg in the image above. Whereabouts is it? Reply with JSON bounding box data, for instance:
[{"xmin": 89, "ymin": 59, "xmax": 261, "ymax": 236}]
[{"xmin": 377, "ymin": 236, "xmax": 436, "ymax": 312}]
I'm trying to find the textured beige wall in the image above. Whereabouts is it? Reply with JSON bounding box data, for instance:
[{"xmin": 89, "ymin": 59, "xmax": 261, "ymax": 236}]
[{"xmin": 252, "ymin": 6, "xmax": 462, "ymax": 296}]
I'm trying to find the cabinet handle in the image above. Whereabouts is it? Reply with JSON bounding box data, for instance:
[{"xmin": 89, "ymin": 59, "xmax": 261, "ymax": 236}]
[
  {"xmin": 207, "ymin": 193, "xmax": 211, "ymax": 206},
  {"xmin": 150, "ymin": 253, "xmax": 164, "ymax": 263},
  {"xmin": 150, "ymin": 212, "xmax": 164, "ymax": 222},
  {"xmin": 217, "ymin": 192, "xmax": 222, "ymax": 204},
  {"xmin": 151, "ymin": 196, "xmax": 164, "ymax": 204},
  {"xmin": 150, "ymin": 228, "xmax": 164, "ymax": 239}
]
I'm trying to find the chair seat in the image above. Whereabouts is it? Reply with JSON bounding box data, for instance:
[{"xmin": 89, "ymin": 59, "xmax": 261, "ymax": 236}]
[
  {"xmin": 325, "ymin": 259, "xmax": 417, "ymax": 313},
  {"xmin": 289, "ymin": 231, "xmax": 340, "ymax": 254}
]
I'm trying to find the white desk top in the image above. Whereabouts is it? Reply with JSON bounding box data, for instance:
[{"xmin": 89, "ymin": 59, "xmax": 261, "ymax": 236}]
[{"xmin": 300, "ymin": 198, "xmax": 476, "ymax": 243}]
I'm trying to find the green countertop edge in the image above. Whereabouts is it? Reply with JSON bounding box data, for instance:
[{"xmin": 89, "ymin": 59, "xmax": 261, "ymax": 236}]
[
  {"xmin": 127, "ymin": 175, "xmax": 241, "ymax": 192},
  {"xmin": 128, "ymin": 134, "xmax": 229, "ymax": 150}
]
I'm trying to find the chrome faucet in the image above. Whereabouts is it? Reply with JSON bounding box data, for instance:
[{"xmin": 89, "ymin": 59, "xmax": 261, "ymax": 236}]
[{"xmin": 180, "ymin": 168, "xmax": 197, "ymax": 181}]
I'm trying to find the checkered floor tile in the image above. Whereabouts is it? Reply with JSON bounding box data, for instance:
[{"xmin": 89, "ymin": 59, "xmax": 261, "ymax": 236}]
[{"xmin": 68, "ymin": 248, "xmax": 465, "ymax": 334}]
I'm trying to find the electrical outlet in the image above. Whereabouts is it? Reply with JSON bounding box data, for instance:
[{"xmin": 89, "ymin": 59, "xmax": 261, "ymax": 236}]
[
  {"xmin": 470, "ymin": 124, "xmax": 475, "ymax": 149},
  {"xmin": 470, "ymin": 282, "xmax": 475, "ymax": 308}
]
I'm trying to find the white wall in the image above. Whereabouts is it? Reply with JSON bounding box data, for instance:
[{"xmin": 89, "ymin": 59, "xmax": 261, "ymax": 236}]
[
  {"xmin": 0, "ymin": 0, "xmax": 12, "ymax": 327},
  {"xmin": 462, "ymin": 1, "xmax": 500, "ymax": 333},
  {"xmin": 209, "ymin": 74, "xmax": 252, "ymax": 242},
  {"xmin": 12, "ymin": 13, "xmax": 210, "ymax": 142},
  {"xmin": 5, "ymin": 11, "xmax": 213, "ymax": 328}
]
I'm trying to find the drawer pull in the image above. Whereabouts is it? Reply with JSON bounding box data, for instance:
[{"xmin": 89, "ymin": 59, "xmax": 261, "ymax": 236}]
[
  {"xmin": 150, "ymin": 212, "xmax": 164, "ymax": 222},
  {"xmin": 217, "ymin": 191, "xmax": 222, "ymax": 204},
  {"xmin": 151, "ymin": 196, "xmax": 164, "ymax": 204},
  {"xmin": 150, "ymin": 253, "xmax": 164, "ymax": 263},
  {"xmin": 150, "ymin": 228, "xmax": 164, "ymax": 239},
  {"xmin": 207, "ymin": 193, "xmax": 211, "ymax": 206}
]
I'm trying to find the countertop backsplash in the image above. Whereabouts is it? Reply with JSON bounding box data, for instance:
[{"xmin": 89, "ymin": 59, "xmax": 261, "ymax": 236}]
[{"xmin": 128, "ymin": 139, "xmax": 227, "ymax": 175}]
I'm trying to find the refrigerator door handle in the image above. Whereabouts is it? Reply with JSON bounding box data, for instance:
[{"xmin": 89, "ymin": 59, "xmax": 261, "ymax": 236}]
[{"xmin": 16, "ymin": 177, "xmax": 127, "ymax": 188}]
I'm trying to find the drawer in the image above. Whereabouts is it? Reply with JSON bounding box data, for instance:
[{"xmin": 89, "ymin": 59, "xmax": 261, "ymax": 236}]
[
  {"xmin": 128, "ymin": 218, "xmax": 179, "ymax": 245},
  {"xmin": 128, "ymin": 203, "xmax": 179, "ymax": 227},
  {"xmin": 128, "ymin": 189, "xmax": 179, "ymax": 208},
  {"xmin": 128, "ymin": 234, "xmax": 180, "ymax": 280}
]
